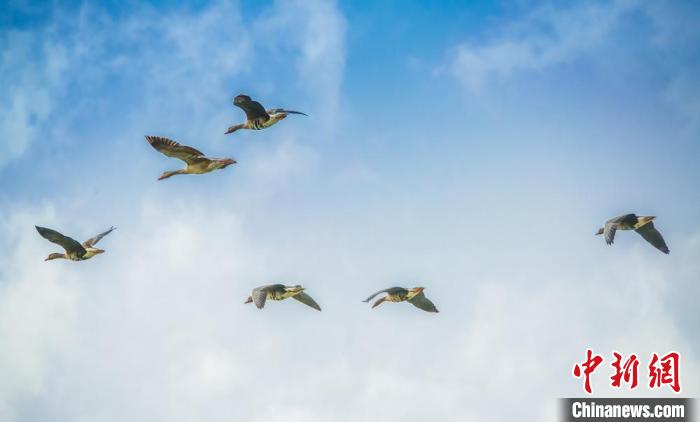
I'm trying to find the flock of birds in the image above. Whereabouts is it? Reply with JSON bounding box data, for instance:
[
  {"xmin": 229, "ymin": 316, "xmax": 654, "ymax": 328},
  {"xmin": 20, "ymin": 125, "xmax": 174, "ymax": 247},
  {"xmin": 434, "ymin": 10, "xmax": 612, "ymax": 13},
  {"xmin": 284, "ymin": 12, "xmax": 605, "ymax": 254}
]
[{"xmin": 34, "ymin": 94, "xmax": 671, "ymax": 314}]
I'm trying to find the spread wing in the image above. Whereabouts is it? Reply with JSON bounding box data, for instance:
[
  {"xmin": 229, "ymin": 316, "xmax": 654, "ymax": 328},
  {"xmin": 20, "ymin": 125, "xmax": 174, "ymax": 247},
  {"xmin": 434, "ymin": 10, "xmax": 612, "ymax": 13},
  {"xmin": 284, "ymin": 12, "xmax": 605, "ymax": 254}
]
[
  {"xmin": 635, "ymin": 222, "xmax": 670, "ymax": 254},
  {"xmin": 36, "ymin": 226, "xmax": 86, "ymax": 256},
  {"xmin": 603, "ymin": 214, "xmax": 639, "ymax": 245},
  {"xmin": 82, "ymin": 226, "xmax": 116, "ymax": 248},
  {"xmin": 292, "ymin": 292, "xmax": 321, "ymax": 311},
  {"xmin": 363, "ymin": 287, "xmax": 404, "ymax": 303},
  {"xmin": 408, "ymin": 291, "xmax": 439, "ymax": 313},
  {"xmin": 252, "ymin": 287, "xmax": 268, "ymax": 309},
  {"xmin": 145, "ymin": 136, "xmax": 205, "ymax": 164},
  {"xmin": 234, "ymin": 95, "xmax": 269, "ymax": 121},
  {"xmin": 603, "ymin": 221, "xmax": 618, "ymax": 245},
  {"xmin": 267, "ymin": 108, "xmax": 308, "ymax": 116}
]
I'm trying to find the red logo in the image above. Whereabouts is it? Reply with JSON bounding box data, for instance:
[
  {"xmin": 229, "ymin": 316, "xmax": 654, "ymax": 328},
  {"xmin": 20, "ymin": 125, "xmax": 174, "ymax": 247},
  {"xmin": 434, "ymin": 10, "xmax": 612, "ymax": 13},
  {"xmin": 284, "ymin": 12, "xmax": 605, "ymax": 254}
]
[
  {"xmin": 573, "ymin": 349, "xmax": 603, "ymax": 394},
  {"xmin": 648, "ymin": 352, "xmax": 681, "ymax": 393},
  {"xmin": 611, "ymin": 352, "xmax": 639, "ymax": 389},
  {"xmin": 573, "ymin": 349, "xmax": 681, "ymax": 394}
]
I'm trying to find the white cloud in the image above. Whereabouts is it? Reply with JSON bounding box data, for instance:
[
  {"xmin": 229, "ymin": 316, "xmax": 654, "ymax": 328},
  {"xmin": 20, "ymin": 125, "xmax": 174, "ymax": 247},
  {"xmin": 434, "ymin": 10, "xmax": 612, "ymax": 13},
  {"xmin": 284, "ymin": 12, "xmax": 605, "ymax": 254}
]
[
  {"xmin": 446, "ymin": 0, "xmax": 638, "ymax": 91},
  {"xmin": 2, "ymin": 1, "xmax": 699, "ymax": 421},
  {"xmin": 444, "ymin": 0, "xmax": 700, "ymax": 135},
  {"xmin": 0, "ymin": 205, "xmax": 80, "ymax": 421},
  {"xmin": 0, "ymin": 0, "xmax": 350, "ymax": 420},
  {"xmin": 0, "ymin": 30, "xmax": 70, "ymax": 166},
  {"xmin": 255, "ymin": 0, "xmax": 346, "ymax": 133},
  {"xmin": 3, "ymin": 195, "xmax": 698, "ymax": 422},
  {"xmin": 0, "ymin": 0, "xmax": 346, "ymax": 169}
]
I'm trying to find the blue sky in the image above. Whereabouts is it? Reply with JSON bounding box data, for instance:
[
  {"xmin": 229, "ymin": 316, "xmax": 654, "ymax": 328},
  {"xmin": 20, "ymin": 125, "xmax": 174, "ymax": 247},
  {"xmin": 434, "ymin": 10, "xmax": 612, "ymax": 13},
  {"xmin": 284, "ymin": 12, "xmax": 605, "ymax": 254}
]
[{"xmin": 1, "ymin": 1, "xmax": 699, "ymax": 421}]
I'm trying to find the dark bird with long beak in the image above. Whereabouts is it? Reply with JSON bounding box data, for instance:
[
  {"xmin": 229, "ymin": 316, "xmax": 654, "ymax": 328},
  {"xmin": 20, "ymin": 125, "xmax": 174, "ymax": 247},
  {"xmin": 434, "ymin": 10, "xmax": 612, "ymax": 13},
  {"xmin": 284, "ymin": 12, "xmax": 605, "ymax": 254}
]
[
  {"xmin": 363, "ymin": 287, "xmax": 439, "ymax": 313},
  {"xmin": 225, "ymin": 94, "xmax": 307, "ymax": 134},
  {"xmin": 595, "ymin": 214, "xmax": 670, "ymax": 254},
  {"xmin": 145, "ymin": 135, "xmax": 236, "ymax": 180},
  {"xmin": 36, "ymin": 226, "xmax": 115, "ymax": 261},
  {"xmin": 244, "ymin": 284, "xmax": 321, "ymax": 311}
]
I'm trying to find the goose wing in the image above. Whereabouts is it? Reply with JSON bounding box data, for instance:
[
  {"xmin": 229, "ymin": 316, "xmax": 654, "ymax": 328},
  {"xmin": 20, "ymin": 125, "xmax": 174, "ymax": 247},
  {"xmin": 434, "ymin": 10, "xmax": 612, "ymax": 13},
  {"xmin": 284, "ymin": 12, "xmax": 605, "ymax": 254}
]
[
  {"xmin": 635, "ymin": 222, "xmax": 670, "ymax": 254},
  {"xmin": 234, "ymin": 95, "xmax": 269, "ymax": 121},
  {"xmin": 82, "ymin": 226, "xmax": 116, "ymax": 248},
  {"xmin": 408, "ymin": 291, "xmax": 439, "ymax": 313},
  {"xmin": 363, "ymin": 287, "xmax": 405, "ymax": 303},
  {"xmin": 603, "ymin": 221, "xmax": 618, "ymax": 245},
  {"xmin": 267, "ymin": 108, "xmax": 308, "ymax": 116},
  {"xmin": 604, "ymin": 214, "xmax": 640, "ymax": 245},
  {"xmin": 145, "ymin": 136, "xmax": 206, "ymax": 164},
  {"xmin": 251, "ymin": 287, "xmax": 269, "ymax": 309},
  {"xmin": 292, "ymin": 292, "xmax": 321, "ymax": 311},
  {"xmin": 36, "ymin": 226, "xmax": 86, "ymax": 256}
]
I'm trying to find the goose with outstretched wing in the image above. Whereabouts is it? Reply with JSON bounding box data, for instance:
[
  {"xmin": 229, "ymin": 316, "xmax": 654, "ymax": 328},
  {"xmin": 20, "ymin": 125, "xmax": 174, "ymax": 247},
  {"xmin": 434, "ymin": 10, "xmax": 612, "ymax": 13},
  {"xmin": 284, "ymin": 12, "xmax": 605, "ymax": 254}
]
[
  {"xmin": 363, "ymin": 287, "xmax": 439, "ymax": 313},
  {"xmin": 244, "ymin": 284, "xmax": 321, "ymax": 311},
  {"xmin": 145, "ymin": 135, "xmax": 236, "ymax": 180},
  {"xmin": 225, "ymin": 94, "xmax": 307, "ymax": 134},
  {"xmin": 36, "ymin": 226, "xmax": 116, "ymax": 261},
  {"xmin": 595, "ymin": 214, "xmax": 669, "ymax": 254}
]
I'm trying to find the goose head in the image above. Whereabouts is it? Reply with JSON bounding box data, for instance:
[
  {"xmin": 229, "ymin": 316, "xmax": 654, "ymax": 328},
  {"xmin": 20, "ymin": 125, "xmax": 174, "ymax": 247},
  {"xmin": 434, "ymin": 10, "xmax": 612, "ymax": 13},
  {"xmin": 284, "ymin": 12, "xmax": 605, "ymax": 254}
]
[{"xmin": 218, "ymin": 158, "xmax": 237, "ymax": 168}]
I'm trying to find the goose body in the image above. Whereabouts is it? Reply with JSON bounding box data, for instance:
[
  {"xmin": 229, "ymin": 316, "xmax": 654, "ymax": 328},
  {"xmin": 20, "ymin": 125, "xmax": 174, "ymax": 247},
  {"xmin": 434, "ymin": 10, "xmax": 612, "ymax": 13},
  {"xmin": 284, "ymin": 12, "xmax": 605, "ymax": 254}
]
[
  {"xmin": 363, "ymin": 287, "xmax": 439, "ymax": 313},
  {"xmin": 36, "ymin": 226, "xmax": 116, "ymax": 261},
  {"xmin": 244, "ymin": 284, "xmax": 321, "ymax": 311},
  {"xmin": 145, "ymin": 136, "xmax": 236, "ymax": 180},
  {"xmin": 595, "ymin": 214, "xmax": 669, "ymax": 254},
  {"xmin": 225, "ymin": 94, "xmax": 306, "ymax": 134}
]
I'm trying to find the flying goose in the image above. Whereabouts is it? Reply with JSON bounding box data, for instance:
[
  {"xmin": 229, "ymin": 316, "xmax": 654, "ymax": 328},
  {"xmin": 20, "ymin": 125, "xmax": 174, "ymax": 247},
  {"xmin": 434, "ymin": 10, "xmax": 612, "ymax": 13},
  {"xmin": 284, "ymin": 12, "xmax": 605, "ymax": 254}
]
[
  {"xmin": 145, "ymin": 135, "xmax": 236, "ymax": 180},
  {"xmin": 595, "ymin": 214, "xmax": 669, "ymax": 254},
  {"xmin": 225, "ymin": 94, "xmax": 307, "ymax": 134},
  {"xmin": 363, "ymin": 287, "xmax": 439, "ymax": 313},
  {"xmin": 244, "ymin": 284, "xmax": 321, "ymax": 311},
  {"xmin": 36, "ymin": 226, "xmax": 115, "ymax": 261}
]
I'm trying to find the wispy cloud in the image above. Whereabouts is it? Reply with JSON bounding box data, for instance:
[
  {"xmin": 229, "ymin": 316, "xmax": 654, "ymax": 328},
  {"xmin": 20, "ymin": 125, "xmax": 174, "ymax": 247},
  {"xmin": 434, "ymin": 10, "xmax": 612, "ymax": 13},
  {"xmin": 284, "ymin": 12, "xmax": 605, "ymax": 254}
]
[
  {"xmin": 1, "ymin": 2, "xmax": 699, "ymax": 421},
  {"xmin": 0, "ymin": 28, "xmax": 70, "ymax": 166},
  {"xmin": 0, "ymin": 204, "xmax": 80, "ymax": 421},
  {"xmin": 444, "ymin": 0, "xmax": 700, "ymax": 136},
  {"xmin": 0, "ymin": 0, "xmax": 346, "ymax": 170},
  {"xmin": 0, "ymin": 1, "xmax": 348, "ymax": 420},
  {"xmin": 255, "ymin": 0, "xmax": 347, "ymax": 132},
  {"xmin": 446, "ymin": 1, "xmax": 657, "ymax": 92},
  {"xmin": 3, "ymin": 200, "xmax": 699, "ymax": 422}
]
